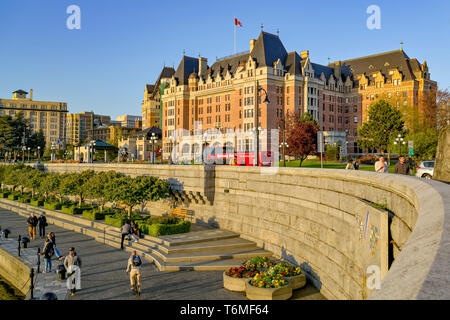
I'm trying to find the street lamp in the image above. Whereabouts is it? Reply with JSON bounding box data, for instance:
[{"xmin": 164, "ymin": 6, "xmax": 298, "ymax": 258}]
[
  {"xmin": 27, "ymin": 147, "xmax": 30, "ymax": 163},
  {"xmin": 254, "ymin": 80, "xmax": 270, "ymax": 167},
  {"xmin": 37, "ymin": 146, "xmax": 41, "ymax": 163},
  {"xmin": 150, "ymin": 132, "xmax": 158, "ymax": 164},
  {"xmin": 279, "ymin": 142, "xmax": 289, "ymax": 167},
  {"xmin": 168, "ymin": 135, "xmax": 175, "ymax": 165},
  {"xmin": 51, "ymin": 143, "xmax": 56, "ymax": 162},
  {"xmin": 22, "ymin": 146, "xmax": 26, "ymax": 163},
  {"xmin": 394, "ymin": 134, "xmax": 405, "ymax": 157}
]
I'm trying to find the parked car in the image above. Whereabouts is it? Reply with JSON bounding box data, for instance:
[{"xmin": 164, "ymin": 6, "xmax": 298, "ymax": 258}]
[{"xmin": 415, "ymin": 160, "xmax": 435, "ymax": 179}]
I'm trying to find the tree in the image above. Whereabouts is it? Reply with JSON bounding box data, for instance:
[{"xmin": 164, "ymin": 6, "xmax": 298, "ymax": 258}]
[
  {"xmin": 285, "ymin": 111, "xmax": 319, "ymax": 167},
  {"xmin": 407, "ymin": 128, "xmax": 439, "ymax": 160},
  {"xmin": 358, "ymin": 100, "xmax": 405, "ymax": 158},
  {"xmin": 109, "ymin": 175, "xmax": 171, "ymax": 217},
  {"xmin": 38, "ymin": 173, "xmax": 61, "ymax": 200},
  {"xmin": 59, "ymin": 170, "xmax": 95, "ymax": 206},
  {"xmin": 85, "ymin": 171, "xmax": 123, "ymax": 211}
]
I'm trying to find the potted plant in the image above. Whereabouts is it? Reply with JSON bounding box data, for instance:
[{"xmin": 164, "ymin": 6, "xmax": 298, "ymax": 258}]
[
  {"xmin": 223, "ymin": 266, "xmax": 258, "ymax": 292},
  {"xmin": 243, "ymin": 256, "xmax": 277, "ymax": 271},
  {"xmin": 245, "ymin": 271, "xmax": 292, "ymax": 300},
  {"xmin": 270, "ymin": 262, "xmax": 306, "ymax": 290}
]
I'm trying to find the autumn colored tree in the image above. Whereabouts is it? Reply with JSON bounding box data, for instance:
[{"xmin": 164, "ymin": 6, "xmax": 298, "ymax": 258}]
[{"xmin": 285, "ymin": 111, "xmax": 319, "ymax": 167}]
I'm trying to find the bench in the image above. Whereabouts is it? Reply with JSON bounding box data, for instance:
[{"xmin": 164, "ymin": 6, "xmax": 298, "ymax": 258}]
[{"xmin": 170, "ymin": 208, "xmax": 194, "ymax": 221}]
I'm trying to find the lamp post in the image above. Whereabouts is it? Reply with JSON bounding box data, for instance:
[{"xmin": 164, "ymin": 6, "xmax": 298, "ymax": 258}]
[
  {"xmin": 27, "ymin": 147, "xmax": 30, "ymax": 163},
  {"xmin": 168, "ymin": 135, "xmax": 175, "ymax": 165},
  {"xmin": 150, "ymin": 132, "xmax": 157, "ymax": 164},
  {"xmin": 279, "ymin": 142, "xmax": 289, "ymax": 167},
  {"xmin": 22, "ymin": 146, "xmax": 26, "ymax": 163},
  {"xmin": 394, "ymin": 134, "xmax": 405, "ymax": 157},
  {"xmin": 51, "ymin": 143, "xmax": 56, "ymax": 162},
  {"xmin": 37, "ymin": 146, "xmax": 41, "ymax": 163},
  {"xmin": 254, "ymin": 80, "xmax": 270, "ymax": 167}
]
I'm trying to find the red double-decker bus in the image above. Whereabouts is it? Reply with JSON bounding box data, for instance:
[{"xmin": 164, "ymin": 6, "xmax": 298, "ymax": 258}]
[{"xmin": 204, "ymin": 147, "xmax": 274, "ymax": 166}]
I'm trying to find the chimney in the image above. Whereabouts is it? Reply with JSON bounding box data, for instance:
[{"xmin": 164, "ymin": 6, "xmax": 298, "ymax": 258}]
[
  {"xmin": 300, "ymin": 50, "xmax": 309, "ymax": 59},
  {"xmin": 250, "ymin": 39, "xmax": 256, "ymax": 51},
  {"xmin": 30, "ymin": 89, "xmax": 33, "ymax": 100},
  {"xmin": 199, "ymin": 57, "xmax": 208, "ymax": 75}
]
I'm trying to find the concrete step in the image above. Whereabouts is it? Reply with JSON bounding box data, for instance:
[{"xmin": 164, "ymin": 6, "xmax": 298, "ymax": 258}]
[
  {"xmin": 160, "ymin": 247, "xmax": 273, "ymax": 263},
  {"xmin": 160, "ymin": 229, "xmax": 241, "ymax": 247},
  {"xmin": 161, "ymin": 237, "xmax": 257, "ymax": 254}
]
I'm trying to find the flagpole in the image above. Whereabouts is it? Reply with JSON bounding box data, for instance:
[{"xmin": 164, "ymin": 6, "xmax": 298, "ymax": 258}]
[{"xmin": 234, "ymin": 23, "xmax": 236, "ymax": 54}]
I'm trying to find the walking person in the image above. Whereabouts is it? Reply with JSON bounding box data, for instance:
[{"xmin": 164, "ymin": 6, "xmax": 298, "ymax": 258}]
[
  {"xmin": 42, "ymin": 238, "xmax": 54, "ymax": 274},
  {"xmin": 26, "ymin": 212, "xmax": 38, "ymax": 240},
  {"xmin": 64, "ymin": 247, "xmax": 82, "ymax": 296},
  {"xmin": 121, "ymin": 221, "xmax": 131, "ymax": 250},
  {"xmin": 38, "ymin": 213, "xmax": 47, "ymax": 239},
  {"xmin": 354, "ymin": 159, "xmax": 359, "ymax": 170},
  {"xmin": 394, "ymin": 156, "xmax": 411, "ymax": 175},
  {"xmin": 345, "ymin": 159, "xmax": 355, "ymax": 170},
  {"xmin": 126, "ymin": 250, "xmax": 142, "ymax": 295},
  {"xmin": 374, "ymin": 156, "xmax": 389, "ymax": 173}
]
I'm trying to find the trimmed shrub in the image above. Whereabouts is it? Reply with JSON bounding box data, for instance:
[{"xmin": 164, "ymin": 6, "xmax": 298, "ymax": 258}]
[
  {"xmin": 0, "ymin": 192, "xmax": 10, "ymax": 198},
  {"xmin": 30, "ymin": 199, "xmax": 44, "ymax": 207},
  {"xmin": 82, "ymin": 209, "xmax": 106, "ymax": 221},
  {"xmin": 18, "ymin": 196, "xmax": 31, "ymax": 203},
  {"xmin": 44, "ymin": 202, "xmax": 62, "ymax": 211},
  {"xmin": 140, "ymin": 220, "xmax": 191, "ymax": 236},
  {"xmin": 62, "ymin": 205, "xmax": 82, "ymax": 215},
  {"xmin": 8, "ymin": 194, "xmax": 18, "ymax": 201},
  {"xmin": 105, "ymin": 215, "xmax": 126, "ymax": 228}
]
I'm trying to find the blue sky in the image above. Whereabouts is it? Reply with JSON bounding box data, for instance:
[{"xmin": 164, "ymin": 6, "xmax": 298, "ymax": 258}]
[{"xmin": 1, "ymin": 0, "xmax": 449, "ymax": 118}]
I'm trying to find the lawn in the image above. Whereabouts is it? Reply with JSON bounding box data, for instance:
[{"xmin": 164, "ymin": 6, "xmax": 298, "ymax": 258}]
[{"xmin": 276, "ymin": 159, "xmax": 398, "ymax": 173}]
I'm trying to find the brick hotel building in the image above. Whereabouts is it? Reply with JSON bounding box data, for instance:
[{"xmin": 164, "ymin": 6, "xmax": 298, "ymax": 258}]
[{"xmin": 155, "ymin": 31, "xmax": 436, "ymax": 160}]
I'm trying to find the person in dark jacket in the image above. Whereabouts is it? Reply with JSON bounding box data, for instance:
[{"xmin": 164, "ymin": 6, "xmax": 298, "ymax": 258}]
[
  {"xmin": 394, "ymin": 157, "xmax": 411, "ymax": 175},
  {"xmin": 38, "ymin": 213, "xmax": 47, "ymax": 239},
  {"xmin": 27, "ymin": 213, "xmax": 38, "ymax": 240},
  {"xmin": 120, "ymin": 222, "xmax": 131, "ymax": 250},
  {"xmin": 42, "ymin": 238, "xmax": 54, "ymax": 273}
]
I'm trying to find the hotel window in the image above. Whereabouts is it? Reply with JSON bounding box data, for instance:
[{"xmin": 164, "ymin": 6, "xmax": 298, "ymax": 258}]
[
  {"xmin": 329, "ymin": 105, "xmax": 334, "ymax": 112},
  {"xmin": 403, "ymin": 101, "xmax": 408, "ymax": 106},
  {"xmin": 338, "ymin": 116, "xmax": 342, "ymax": 124},
  {"xmin": 345, "ymin": 117, "xmax": 349, "ymax": 124},
  {"xmin": 329, "ymin": 115, "xmax": 334, "ymax": 123},
  {"xmin": 353, "ymin": 116, "xmax": 358, "ymax": 123},
  {"xmin": 338, "ymin": 106, "xmax": 342, "ymax": 113},
  {"xmin": 353, "ymin": 106, "xmax": 357, "ymax": 112},
  {"xmin": 403, "ymin": 91, "xmax": 407, "ymax": 97},
  {"xmin": 287, "ymin": 97, "xmax": 290, "ymax": 105}
]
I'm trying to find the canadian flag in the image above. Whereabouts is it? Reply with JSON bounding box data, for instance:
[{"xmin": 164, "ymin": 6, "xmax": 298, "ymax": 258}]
[{"xmin": 234, "ymin": 18, "xmax": 242, "ymax": 27}]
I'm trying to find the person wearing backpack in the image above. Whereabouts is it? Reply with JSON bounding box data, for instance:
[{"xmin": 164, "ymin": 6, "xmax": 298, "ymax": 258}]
[
  {"xmin": 126, "ymin": 250, "xmax": 142, "ymax": 295},
  {"xmin": 42, "ymin": 238, "xmax": 54, "ymax": 273},
  {"xmin": 27, "ymin": 212, "xmax": 38, "ymax": 240}
]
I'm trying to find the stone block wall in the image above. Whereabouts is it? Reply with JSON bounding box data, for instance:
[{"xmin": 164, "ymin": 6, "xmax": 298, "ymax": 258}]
[{"xmin": 35, "ymin": 163, "xmax": 449, "ymax": 300}]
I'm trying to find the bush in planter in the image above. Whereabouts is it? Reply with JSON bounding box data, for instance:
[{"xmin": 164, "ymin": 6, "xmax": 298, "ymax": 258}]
[
  {"xmin": 30, "ymin": 199, "xmax": 44, "ymax": 207},
  {"xmin": 18, "ymin": 196, "xmax": 31, "ymax": 203},
  {"xmin": 61, "ymin": 205, "xmax": 82, "ymax": 215},
  {"xmin": 0, "ymin": 192, "xmax": 10, "ymax": 198},
  {"xmin": 44, "ymin": 201, "xmax": 62, "ymax": 210},
  {"xmin": 8, "ymin": 194, "xmax": 18, "ymax": 201},
  {"xmin": 82, "ymin": 209, "xmax": 106, "ymax": 221},
  {"xmin": 105, "ymin": 210, "xmax": 145, "ymax": 227},
  {"xmin": 142, "ymin": 220, "xmax": 191, "ymax": 237}
]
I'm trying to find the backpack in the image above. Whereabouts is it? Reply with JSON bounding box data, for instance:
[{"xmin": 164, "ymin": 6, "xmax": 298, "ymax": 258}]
[
  {"xmin": 132, "ymin": 255, "xmax": 141, "ymax": 267},
  {"xmin": 48, "ymin": 244, "xmax": 54, "ymax": 257}
]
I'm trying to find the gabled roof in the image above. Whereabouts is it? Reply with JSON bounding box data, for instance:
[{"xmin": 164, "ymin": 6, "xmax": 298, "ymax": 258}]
[
  {"xmin": 146, "ymin": 84, "xmax": 155, "ymax": 93},
  {"xmin": 250, "ymin": 31, "xmax": 288, "ymax": 68},
  {"xmin": 339, "ymin": 50, "xmax": 415, "ymax": 81},
  {"xmin": 136, "ymin": 126, "xmax": 162, "ymax": 139},
  {"xmin": 149, "ymin": 67, "xmax": 175, "ymax": 98},
  {"xmin": 174, "ymin": 56, "xmax": 199, "ymax": 85},
  {"xmin": 285, "ymin": 52, "xmax": 302, "ymax": 76}
]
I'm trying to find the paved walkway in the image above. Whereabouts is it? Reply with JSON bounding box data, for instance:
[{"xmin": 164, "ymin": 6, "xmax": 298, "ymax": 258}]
[
  {"xmin": 0, "ymin": 208, "xmax": 324, "ymax": 300},
  {"xmin": 0, "ymin": 208, "xmax": 247, "ymax": 300}
]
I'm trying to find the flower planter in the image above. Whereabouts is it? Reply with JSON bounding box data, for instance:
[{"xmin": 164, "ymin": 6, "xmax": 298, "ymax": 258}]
[
  {"xmin": 223, "ymin": 272, "xmax": 253, "ymax": 292},
  {"xmin": 245, "ymin": 280, "xmax": 292, "ymax": 300},
  {"xmin": 287, "ymin": 273, "xmax": 306, "ymax": 290}
]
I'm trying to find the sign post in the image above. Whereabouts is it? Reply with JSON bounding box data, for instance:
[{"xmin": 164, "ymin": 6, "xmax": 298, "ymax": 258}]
[{"xmin": 408, "ymin": 140, "xmax": 414, "ymax": 156}]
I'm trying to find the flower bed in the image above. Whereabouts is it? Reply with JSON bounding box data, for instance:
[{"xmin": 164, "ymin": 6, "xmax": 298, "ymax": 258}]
[
  {"xmin": 223, "ymin": 266, "xmax": 258, "ymax": 292},
  {"xmin": 243, "ymin": 256, "xmax": 277, "ymax": 270},
  {"xmin": 271, "ymin": 262, "xmax": 305, "ymax": 290},
  {"xmin": 245, "ymin": 278, "xmax": 292, "ymax": 300}
]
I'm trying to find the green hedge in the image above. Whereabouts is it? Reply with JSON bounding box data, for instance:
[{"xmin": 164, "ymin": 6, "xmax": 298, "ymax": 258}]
[
  {"xmin": 105, "ymin": 215, "xmax": 126, "ymax": 228},
  {"xmin": 82, "ymin": 209, "xmax": 106, "ymax": 221},
  {"xmin": 139, "ymin": 220, "xmax": 191, "ymax": 236},
  {"xmin": 62, "ymin": 205, "xmax": 82, "ymax": 215},
  {"xmin": 8, "ymin": 194, "xmax": 18, "ymax": 201},
  {"xmin": 0, "ymin": 192, "xmax": 10, "ymax": 198},
  {"xmin": 30, "ymin": 199, "xmax": 44, "ymax": 207},
  {"xmin": 18, "ymin": 196, "xmax": 31, "ymax": 203},
  {"xmin": 44, "ymin": 202, "xmax": 62, "ymax": 210}
]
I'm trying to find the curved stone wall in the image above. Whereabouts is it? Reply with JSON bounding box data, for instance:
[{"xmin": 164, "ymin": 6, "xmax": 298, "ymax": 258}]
[{"xmin": 39, "ymin": 163, "xmax": 450, "ymax": 300}]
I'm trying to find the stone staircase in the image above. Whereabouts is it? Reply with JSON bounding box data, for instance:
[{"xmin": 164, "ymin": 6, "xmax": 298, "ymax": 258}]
[{"xmin": 0, "ymin": 199, "xmax": 272, "ymax": 271}]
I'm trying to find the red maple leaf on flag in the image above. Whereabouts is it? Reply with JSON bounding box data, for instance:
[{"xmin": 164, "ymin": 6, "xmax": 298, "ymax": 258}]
[{"xmin": 234, "ymin": 18, "xmax": 242, "ymax": 27}]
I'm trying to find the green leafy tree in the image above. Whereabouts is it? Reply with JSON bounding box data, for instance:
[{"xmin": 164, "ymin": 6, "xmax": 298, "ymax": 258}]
[
  {"xmin": 407, "ymin": 128, "xmax": 439, "ymax": 160},
  {"xmin": 85, "ymin": 171, "xmax": 123, "ymax": 211},
  {"xmin": 358, "ymin": 100, "xmax": 405, "ymax": 160},
  {"xmin": 38, "ymin": 173, "xmax": 61, "ymax": 200},
  {"xmin": 59, "ymin": 170, "xmax": 95, "ymax": 206}
]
